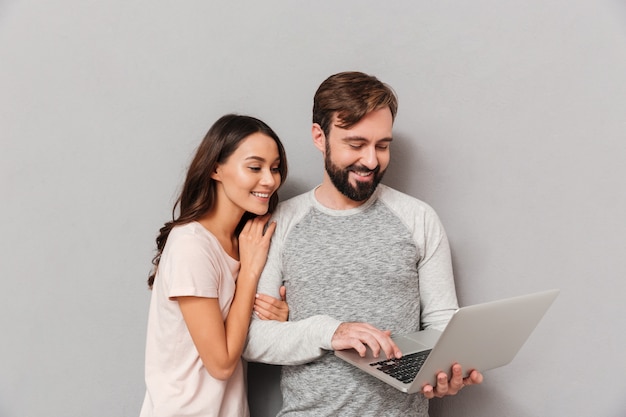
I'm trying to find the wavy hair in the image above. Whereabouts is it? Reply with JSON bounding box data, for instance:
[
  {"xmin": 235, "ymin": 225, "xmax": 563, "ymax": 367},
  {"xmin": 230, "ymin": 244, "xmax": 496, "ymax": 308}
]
[{"xmin": 147, "ymin": 114, "xmax": 288, "ymax": 288}]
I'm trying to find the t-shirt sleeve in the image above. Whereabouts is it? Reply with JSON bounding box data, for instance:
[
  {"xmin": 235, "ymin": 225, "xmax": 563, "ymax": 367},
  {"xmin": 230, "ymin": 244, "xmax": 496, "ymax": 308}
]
[
  {"xmin": 243, "ymin": 195, "xmax": 342, "ymax": 364},
  {"xmin": 380, "ymin": 187, "xmax": 458, "ymax": 331},
  {"xmin": 160, "ymin": 232, "xmax": 220, "ymax": 299}
]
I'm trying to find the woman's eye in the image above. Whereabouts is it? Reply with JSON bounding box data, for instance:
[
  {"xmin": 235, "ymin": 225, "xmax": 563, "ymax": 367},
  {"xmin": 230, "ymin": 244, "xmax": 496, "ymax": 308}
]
[
  {"xmin": 249, "ymin": 166, "xmax": 261, "ymax": 172},
  {"xmin": 271, "ymin": 167, "xmax": 281, "ymax": 173}
]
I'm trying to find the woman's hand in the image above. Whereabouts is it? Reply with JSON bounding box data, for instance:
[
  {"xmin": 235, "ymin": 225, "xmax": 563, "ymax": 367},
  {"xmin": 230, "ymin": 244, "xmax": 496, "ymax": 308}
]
[
  {"xmin": 238, "ymin": 214, "xmax": 276, "ymax": 282},
  {"xmin": 254, "ymin": 285, "xmax": 289, "ymax": 321}
]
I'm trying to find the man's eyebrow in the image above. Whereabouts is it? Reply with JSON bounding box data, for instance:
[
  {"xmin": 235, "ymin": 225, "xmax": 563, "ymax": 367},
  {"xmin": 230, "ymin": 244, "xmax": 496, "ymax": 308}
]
[{"xmin": 341, "ymin": 136, "xmax": 393, "ymax": 143}]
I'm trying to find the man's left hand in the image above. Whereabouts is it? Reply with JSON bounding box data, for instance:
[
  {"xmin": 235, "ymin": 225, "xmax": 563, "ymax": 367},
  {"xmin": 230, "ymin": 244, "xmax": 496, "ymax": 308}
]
[{"xmin": 421, "ymin": 364, "xmax": 483, "ymax": 399}]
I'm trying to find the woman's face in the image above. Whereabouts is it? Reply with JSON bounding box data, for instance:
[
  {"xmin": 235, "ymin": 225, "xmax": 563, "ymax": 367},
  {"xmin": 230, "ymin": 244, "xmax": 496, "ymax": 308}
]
[{"xmin": 213, "ymin": 132, "xmax": 282, "ymax": 216}]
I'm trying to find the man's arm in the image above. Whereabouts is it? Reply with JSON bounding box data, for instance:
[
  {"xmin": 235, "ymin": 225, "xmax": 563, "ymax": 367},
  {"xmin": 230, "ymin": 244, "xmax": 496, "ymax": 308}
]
[
  {"xmin": 244, "ymin": 313, "xmax": 402, "ymax": 364},
  {"xmin": 243, "ymin": 314, "xmax": 341, "ymax": 365},
  {"xmin": 242, "ymin": 206, "xmax": 342, "ymax": 365},
  {"xmin": 417, "ymin": 208, "xmax": 484, "ymax": 396},
  {"xmin": 244, "ymin": 246, "xmax": 400, "ymax": 364},
  {"xmin": 240, "ymin": 202, "xmax": 341, "ymax": 365},
  {"xmin": 418, "ymin": 216, "xmax": 459, "ymax": 330}
]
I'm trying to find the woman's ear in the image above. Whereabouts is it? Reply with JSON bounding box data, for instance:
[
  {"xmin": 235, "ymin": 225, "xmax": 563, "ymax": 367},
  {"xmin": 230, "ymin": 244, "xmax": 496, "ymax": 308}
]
[
  {"xmin": 210, "ymin": 165, "xmax": 221, "ymax": 182},
  {"xmin": 312, "ymin": 123, "xmax": 326, "ymax": 153}
]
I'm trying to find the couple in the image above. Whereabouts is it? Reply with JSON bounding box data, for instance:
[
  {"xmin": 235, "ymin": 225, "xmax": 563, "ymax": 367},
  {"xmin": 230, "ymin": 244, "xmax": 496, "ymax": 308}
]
[{"xmin": 140, "ymin": 71, "xmax": 483, "ymax": 417}]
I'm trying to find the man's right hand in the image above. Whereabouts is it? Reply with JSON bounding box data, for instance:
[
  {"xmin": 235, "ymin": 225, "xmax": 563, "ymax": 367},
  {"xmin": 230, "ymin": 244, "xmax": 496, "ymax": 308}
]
[{"xmin": 331, "ymin": 322, "xmax": 402, "ymax": 360}]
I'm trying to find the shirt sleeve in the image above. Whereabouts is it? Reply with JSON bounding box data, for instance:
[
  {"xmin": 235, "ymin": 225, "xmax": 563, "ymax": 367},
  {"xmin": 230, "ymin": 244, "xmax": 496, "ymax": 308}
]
[
  {"xmin": 163, "ymin": 230, "xmax": 220, "ymax": 299},
  {"xmin": 242, "ymin": 198, "xmax": 342, "ymax": 365},
  {"xmin": 381, "ymin": 186, "xmax": 459, "ymax": 331},
  {"xmin": 243, "ymin": 314, "xmax": 341, "ymax": 365},
  {"xmin": 417, "ymin": 209, "xmax": 459, "ymax": 331}
]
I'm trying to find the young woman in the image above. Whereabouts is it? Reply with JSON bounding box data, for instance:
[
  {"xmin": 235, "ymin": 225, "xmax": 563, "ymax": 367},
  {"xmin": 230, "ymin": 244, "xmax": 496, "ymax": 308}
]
[{"xmin": 140, "ymin": 114, "xmax": 288, "ymax": 417}]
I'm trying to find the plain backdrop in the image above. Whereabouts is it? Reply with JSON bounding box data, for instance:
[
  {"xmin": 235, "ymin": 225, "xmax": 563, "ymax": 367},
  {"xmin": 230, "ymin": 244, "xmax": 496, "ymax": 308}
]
[{"xmin": 1, "ymin": 1, "xmax": 625, "ymax": 416}]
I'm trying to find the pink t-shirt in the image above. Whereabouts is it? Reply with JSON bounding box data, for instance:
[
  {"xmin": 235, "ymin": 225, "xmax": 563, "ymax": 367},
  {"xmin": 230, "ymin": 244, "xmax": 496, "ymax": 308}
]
[{"xmin": 140, "ymin": 222, "xmax": 248, "ymax": 417}]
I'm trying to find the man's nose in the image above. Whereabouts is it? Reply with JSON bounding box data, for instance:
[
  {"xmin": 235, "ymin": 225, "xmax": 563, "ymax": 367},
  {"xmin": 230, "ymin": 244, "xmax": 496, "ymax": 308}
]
[{"xmin": 360, "ymin": 146, "xmax": 378, "ymax": 170}]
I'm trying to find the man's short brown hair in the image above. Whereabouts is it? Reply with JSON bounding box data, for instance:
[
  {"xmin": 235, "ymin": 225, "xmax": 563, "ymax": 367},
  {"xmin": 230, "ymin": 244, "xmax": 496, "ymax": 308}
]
[{"xmin": 313, "ymin": 71, "xmax": 398, "ymax": 137}]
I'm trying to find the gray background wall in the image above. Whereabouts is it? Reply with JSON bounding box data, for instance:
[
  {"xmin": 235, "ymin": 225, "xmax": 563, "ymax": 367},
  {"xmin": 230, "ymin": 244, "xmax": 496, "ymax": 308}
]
[{"xmin": 1, "ymin": 1, "xmax": 625, "ymax": 416}]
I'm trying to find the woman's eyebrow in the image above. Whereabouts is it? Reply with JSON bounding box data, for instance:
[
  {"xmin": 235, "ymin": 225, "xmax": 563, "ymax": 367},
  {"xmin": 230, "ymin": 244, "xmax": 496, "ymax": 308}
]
[{"xmin": 245, "ymin": 155, "xmax": 281, "ymax": 163}]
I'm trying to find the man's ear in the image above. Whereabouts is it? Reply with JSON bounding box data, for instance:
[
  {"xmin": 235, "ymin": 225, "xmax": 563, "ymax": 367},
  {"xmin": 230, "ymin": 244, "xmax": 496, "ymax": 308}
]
[{"xmin": 312, "ymin": 123, "xmax": 326, "ymax": 153}]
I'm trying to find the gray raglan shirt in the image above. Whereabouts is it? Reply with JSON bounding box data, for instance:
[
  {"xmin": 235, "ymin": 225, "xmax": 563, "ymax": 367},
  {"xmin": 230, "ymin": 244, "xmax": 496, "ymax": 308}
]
[{"xmin": 243, "ymin": 184, "xmax": 459, "ymax": 417}]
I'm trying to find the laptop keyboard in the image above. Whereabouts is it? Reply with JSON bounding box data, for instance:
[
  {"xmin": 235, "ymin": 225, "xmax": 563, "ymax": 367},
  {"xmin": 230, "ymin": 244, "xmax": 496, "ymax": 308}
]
[{"xmin": 369, "ymin": 349, "xmax": 432, "ymax": 384}]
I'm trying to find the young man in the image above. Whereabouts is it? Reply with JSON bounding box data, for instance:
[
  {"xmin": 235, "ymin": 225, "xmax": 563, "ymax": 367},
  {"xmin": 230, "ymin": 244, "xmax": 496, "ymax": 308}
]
[{"xmin": 244, "ymin": 72, "xmax": 482, "ymax": 416}]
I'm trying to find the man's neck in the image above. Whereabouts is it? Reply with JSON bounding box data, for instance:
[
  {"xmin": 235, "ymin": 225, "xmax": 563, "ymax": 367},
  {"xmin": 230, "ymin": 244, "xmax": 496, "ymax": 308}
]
[{"xmin": 314, "ymin": 179, "xmax": 368, "ymax": 210}]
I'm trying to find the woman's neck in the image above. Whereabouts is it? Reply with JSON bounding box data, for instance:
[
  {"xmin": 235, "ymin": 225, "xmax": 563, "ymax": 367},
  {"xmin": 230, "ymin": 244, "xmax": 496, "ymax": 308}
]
[{"xmin": 197, "ymin": 207, "xmax": 242, "ymax": 260}]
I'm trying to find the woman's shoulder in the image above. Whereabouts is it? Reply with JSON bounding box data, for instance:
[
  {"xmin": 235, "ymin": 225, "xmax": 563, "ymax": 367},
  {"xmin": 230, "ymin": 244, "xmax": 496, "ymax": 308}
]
[
  {"xmin": 169, "ymin": 221, "xmax": 205, "ymax": 239},
  {"xmin": 166, "ymin": 222, "xmax": 218, "ymax": 252}
]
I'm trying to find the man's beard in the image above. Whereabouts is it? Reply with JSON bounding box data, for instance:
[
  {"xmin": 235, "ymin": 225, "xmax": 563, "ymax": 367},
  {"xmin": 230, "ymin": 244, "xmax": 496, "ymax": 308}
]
[{"xmin": 324, "ymin": 146, "xmax": 385, "ymax": 202}]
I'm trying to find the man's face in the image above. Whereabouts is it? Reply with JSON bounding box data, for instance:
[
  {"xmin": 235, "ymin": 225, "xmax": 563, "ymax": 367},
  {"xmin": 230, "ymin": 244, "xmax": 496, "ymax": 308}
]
[{"xmin": 323, "ymin": 107, "xmax": 393, "ymax": 202}]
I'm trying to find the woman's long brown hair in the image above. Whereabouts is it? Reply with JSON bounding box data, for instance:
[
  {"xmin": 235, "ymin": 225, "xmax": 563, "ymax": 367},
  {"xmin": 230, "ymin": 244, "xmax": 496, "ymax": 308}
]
[{"xmin": 147, "ymin": 114, "xmax": 288, "ymax": 289}]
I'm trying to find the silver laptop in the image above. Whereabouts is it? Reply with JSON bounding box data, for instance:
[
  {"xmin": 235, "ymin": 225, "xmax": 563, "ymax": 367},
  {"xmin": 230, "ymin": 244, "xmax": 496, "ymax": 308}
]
[{"xmin": 334, "ymin": 289, "xmax": 559, "ymax": 394}]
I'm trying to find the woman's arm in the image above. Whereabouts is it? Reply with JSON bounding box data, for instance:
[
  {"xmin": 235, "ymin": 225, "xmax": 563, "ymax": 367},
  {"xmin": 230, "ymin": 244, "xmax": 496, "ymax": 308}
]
[
  {"xmin": 178, "ymin": 295, "xmax": 250, "ymax": 380},
  {"xmin": 179, "ymin": 215, "xmax": 276, "ymax": 381}
]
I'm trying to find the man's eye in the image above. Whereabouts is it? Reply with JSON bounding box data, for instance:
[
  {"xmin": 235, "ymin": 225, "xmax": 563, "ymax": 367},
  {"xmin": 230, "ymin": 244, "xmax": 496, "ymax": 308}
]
[{"xmin": 349, "ymin": 144, "xmax": 363, "ymax": 149}]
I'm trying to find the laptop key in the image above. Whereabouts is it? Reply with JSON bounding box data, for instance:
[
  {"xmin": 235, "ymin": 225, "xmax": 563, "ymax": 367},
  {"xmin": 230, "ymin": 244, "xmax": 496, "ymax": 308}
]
[{"xmin": 370, "ymin": 350, "xmax": 432, "ymax": 384}]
